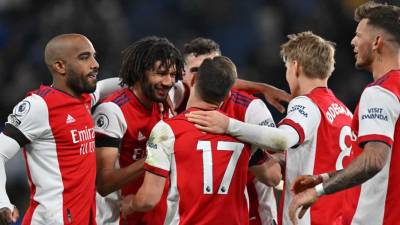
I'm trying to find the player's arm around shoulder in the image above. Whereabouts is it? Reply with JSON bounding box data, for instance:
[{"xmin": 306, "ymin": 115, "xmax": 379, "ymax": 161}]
[{"xmin": 90, "ymin": 77, "xmax": 121, "ymax": 106}]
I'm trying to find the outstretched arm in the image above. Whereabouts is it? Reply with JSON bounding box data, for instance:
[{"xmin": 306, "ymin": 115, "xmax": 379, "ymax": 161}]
[
  {"xmin": 234, "ymin": 79, "xmax": 291, "ymax": 113},
  {"xmin": 186, "ymin": 110, "xmax": 298, "ymax": 151}
]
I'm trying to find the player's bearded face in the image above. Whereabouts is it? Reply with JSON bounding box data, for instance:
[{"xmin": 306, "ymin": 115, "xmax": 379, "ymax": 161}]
[
  {"xmin": 351, "ymin": 19, "xmax": 374, "ymax": 70},
  {"xmin": 66, "ymin": 64, "xmax": 98, "ymax": 94},
  {"xmin": 64, "ymin": 39, "xmax": 99, "ymax": 94},
  {"xmin": 142, "ymin": 63, "xmax": 176, "ymax": 102}
]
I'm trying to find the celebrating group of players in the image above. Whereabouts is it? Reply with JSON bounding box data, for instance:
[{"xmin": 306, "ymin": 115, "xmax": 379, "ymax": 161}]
[{"xmin": 0, "ymin": 1, "xmax": 399, "ymax": 225}]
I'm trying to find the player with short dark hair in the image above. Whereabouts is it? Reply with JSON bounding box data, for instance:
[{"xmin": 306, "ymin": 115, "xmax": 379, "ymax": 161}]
[{"xmin": 183, "ymin": 37, "xmax": 282, "ymax": 225}]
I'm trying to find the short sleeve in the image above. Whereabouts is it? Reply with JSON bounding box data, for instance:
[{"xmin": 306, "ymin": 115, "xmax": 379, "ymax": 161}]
[
  {"xmin": 144, "ymin": 121, "xmax": 175, "ymax": 177},
  {"xmin": 357, "ymin": 86, "xmax": 400, "ymax": 147},
  {"xmin": 90, "ymin": 77, "xmax": 121, "ymax": 106},
  {"xmin": 279, "ymin": 96, "xmax": 321, "ymax": 145},
  {"xmin": 169, "ymin": 81, "xmax": 186, "ymax": 110},
  {"xmin": 245, "ymin": 99, "xmax": 276, "ymax": 127},
  {"xmin": 4, "ymin": 94, "xmax": 49, "ymax": 143},
  {"xmin": 93, "ymin": 102, "xmax": 127, "ymax": 148},
  {"xmin": 245, "ymin": 99, "xmax": 276, "ymax": 161}
]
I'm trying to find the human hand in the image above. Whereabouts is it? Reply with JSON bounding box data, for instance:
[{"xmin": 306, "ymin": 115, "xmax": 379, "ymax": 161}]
[
  {"xmin": 120, "ymin": 195, "xmax": 135, "ymax": 219},
  {"xmin": 261, "ymin": 84, "xmax": 291, "ymax": 113},
  {"xmin": 289, "ymin": 188, "xmax": 318, "ymax": 225},
  {"xmin": 0, "ymin": 206, "xmax": 19, "ymax": 225},
  {"xmin": 291, "ymin": 175, "xmax": 322, "ymax": 194},
  {"xmin": 185, "ymin": 111, "xmax": 229, "ymax": 134}
]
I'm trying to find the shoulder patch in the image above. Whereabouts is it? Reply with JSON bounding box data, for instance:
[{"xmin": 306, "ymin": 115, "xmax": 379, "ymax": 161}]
[
  {"xmin": 14, "ymin": 101, "xmax": 31, "ymax": 117},
  {"xmin": 96, "ymin": 113, "xmax": 110, "ymax": 129}
]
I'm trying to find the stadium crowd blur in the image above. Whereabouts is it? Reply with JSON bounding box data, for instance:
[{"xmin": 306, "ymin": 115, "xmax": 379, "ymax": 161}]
[{"xmin": 0, "ymin": 0, "xmax": 395, "ymax": 221}]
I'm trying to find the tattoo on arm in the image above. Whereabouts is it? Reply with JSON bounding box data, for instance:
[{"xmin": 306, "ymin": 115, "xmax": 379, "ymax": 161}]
[{"xmin": 323, "ymin": 141, "xmax": 389, "ymax": 195}]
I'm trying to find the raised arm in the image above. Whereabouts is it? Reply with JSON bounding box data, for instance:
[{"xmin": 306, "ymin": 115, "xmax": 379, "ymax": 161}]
[
  {"xmin": 234, "ymin": 79, "xmax": 291, "ymax": 113},
  {"xmin": 91, "ymin": 77, "xmax": 122, "ymax": 105}
]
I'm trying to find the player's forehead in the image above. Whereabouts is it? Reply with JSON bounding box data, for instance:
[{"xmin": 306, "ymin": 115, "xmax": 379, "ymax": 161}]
[
  {"xmin": 185, "ymin": 52, "xmax": 220, "ymax": 67},
  {"xmin": 151, "ymin": 60, "xmax": 176, "ymax": 73},
  {"xmin": 70, "ymin": 37, "xmax": 96, "ymax": 56}
]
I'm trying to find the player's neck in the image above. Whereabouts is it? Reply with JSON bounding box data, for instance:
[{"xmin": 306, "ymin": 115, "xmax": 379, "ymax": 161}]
[
  {"xmin": 52, "ymin": 79, "xmax": 81, "ymax": 99},
  {"xmin": 370, "ymin": 52, "xmax": 400, "ymax": 81},
  {"xmin": 298, "ymin": 76, "xmax": 328, "ymax": 95},
  {"xmin": 186, "ymin": 95, "xmax": 219, "ymax": 111},
  {"xmin": 131, "ymin": 85, "xmax": 153, "ymax": 110}
]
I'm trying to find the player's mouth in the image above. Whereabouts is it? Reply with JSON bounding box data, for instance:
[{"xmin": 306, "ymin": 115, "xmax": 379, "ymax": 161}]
[
  {"xmin": 87, "ymin": 71, "xmax": 98, "ymax": 82},
  {"xmin": 155, "ymin": 86, "xmax": 172, "ymax": 97},
  {"xmin": 353, "ymin": 49, "xmax": 358, "ymax": 58}
]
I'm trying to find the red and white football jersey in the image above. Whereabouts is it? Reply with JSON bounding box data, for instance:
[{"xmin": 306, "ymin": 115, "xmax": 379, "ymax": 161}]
[
  {"xmin": 221, "ymin": 89, "xmax": 277, "ymax": 225},
  {"xmin": 4, "ymin": 85, "xmax": 97, "ymax": 225},
  {"xmin": 145, "ymin": 108, "xmax": 253, "ymax": 225},
  {"xmin": 93, "ymin": 88, "xmax": 170, "ymax": 225},
  {"xmin": 279, "ymin": 87, "xmax": 353, "ymax": 225},
  {"xmin": 345, "ymin": 70, "xmax": 400, "ymax": 225}
]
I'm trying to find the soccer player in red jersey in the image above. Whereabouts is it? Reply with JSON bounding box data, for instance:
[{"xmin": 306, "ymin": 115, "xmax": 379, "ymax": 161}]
[
  {"xmin": 186, "ymin": 32, "xmax": 353, "ymax": 225},
  {"xmin": 0, "ymin": 33, "xmax": 120, "ymax": 225},
  {"xmin": 121, "ymin": 56, "xmax": 278, "ymax": 225},
  {"xmin": 289, "ymin": 2, "xmax": 400, "ymax": 225},
  {"xmin": 182, "ymin": 37, "xmax": 282, "ymax": 225},
  {"xmin": 94, "ymin": 36, "xmax": 184, "ymax": 225},
  {"xmin": 95, "ymin": 37, "xmax": 286, "ymax": 225}
]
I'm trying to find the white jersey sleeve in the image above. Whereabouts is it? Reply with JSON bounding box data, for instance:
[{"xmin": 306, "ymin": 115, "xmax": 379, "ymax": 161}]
[
  {"xmin": 280, "ymin": 96, "xmax": 321, "ymax": 145},
  {"xmin": 245, "ymin": 99, "xmax": 275, "ymax": 127},
  {"xmin": 93, "ymin": 102, "xmax": 127, "ymax": 139},
  {"xmin": 357, "ymin": 86, "xmax": 400, "ymax": 146},
  {"xmin": 226, "ymin": 98, "xmax": 302, "ymax": 151},
  {"xmin": 5, "ymin": 94, "xmax": 49, "ymax": 142},
  {"xmin": 0, "ymin": 134, "xmax": 21, "ymax": 210},
  {"xmin": 144, "ymin": 121, "xmax": 175, "ymax": 177},
  {"xmin": 245, "ymin": 99, "xmax": 275, "ymax": 155},
  {"xmin": 0, "ymin": 95, "xmax": 49, "ymax": 211},
  {"xmin": 90, "ymin": 77, "xmax": 121, "ymax": 106},
  {"xmin": 169, "ymin": 81, "xmax": 186, "ymax": 110}
]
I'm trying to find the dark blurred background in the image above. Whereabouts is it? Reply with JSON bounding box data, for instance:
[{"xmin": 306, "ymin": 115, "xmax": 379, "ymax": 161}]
[{"xmin": 1, "ymin": 0, "xmax": 398, "ymax": 222}]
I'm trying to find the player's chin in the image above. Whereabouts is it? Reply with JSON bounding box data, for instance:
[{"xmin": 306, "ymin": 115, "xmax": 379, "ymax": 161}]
[{"xmin": 83, "ymin": 82, "xmax": 97, "ymax": 93}]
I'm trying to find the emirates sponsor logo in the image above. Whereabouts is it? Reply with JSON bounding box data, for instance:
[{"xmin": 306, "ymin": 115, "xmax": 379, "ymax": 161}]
[{"xmin": 70, "ymin": 126, "xmax": 96, "ymax": 155}]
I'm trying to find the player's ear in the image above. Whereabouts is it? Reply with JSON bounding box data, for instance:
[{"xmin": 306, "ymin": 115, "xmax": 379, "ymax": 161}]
[
  {"xmin": 53, "ymin": 60, "xmax": 66, "ymax": 76},
  {"xmin": 293, "ymin": 60, "xmax": 300, "ymax": 78},
  {"xmin": 190, "ymin": 73, "xmax": 198, "ymax": 87},
  {"xmin": 372, "ymin": 34, "xmax": 382, "ymax": 52}
]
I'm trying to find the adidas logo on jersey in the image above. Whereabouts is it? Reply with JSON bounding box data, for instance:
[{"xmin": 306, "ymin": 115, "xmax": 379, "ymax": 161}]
[
  {"xmin": 138, "ymin": 131, "xmax": 146, "ymax": 141},
  {"xmin": 66, "ymin": 114, "xmax": 76, "ymax": 124}
]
